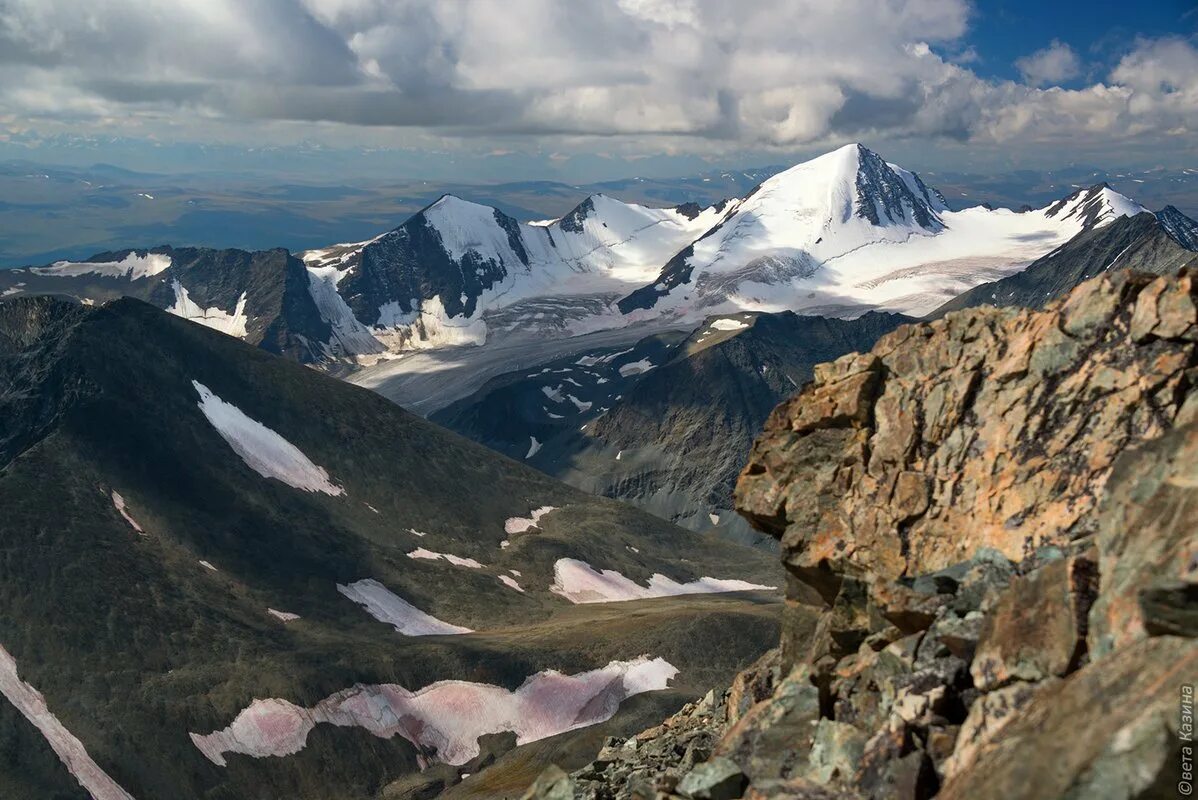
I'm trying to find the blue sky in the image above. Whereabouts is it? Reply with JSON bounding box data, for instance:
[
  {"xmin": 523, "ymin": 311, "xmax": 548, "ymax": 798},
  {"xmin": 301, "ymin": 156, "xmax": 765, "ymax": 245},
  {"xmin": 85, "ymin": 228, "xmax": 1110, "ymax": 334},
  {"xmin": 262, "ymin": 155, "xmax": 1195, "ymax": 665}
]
[
  {"xmin": 0, "ymin": 1, "xmax": 1194, "ymax": 181},
  {"xmin": 964, "ymin": 1, "xmax": 1195, "ymax": 83}
]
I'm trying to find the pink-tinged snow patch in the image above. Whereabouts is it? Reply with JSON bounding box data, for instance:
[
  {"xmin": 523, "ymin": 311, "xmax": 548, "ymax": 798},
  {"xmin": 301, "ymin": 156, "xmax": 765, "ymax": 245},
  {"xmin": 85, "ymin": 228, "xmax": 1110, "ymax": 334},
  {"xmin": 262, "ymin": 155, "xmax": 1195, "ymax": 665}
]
[
  {"xmin": 111, "ymin": 491, "xmax": 145, "ymax": 534},
  {"xmin": 407, "ymin": 549, "xmax": 484, "ymax": 569},
  {"xmin": 192, "ymin": 381, "xmax": 344, "ymax": 496},
  {"xmin": 498, "ymin": 575, "xmax": 524, "ymax": 593},
  {"xmin": 550, "ymin": 558, "xmax": 775, "ymax": 604},
  {"xmin": 268, "ymin": 609, "xmax": 301, "ymax": 623},
  {"xmin": 337, "ymin": 579, "xmax": 472, "ymax": 636},
  {"xmin": 0, "ymin": 643, "xmax": 137, "ymax": 800},
  {"xmin": 190, "ymin": 656, "xmax": 677, "ymax": 767},
  {"xmin": 504, "ymin": 505, "xmax": 556, "ymax": 535}
]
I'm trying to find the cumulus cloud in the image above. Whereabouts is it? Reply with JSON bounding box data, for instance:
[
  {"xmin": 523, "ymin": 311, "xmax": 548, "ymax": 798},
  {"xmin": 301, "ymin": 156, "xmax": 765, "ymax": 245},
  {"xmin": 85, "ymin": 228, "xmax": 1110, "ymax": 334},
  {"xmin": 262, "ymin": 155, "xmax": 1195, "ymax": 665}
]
[
  {"xmin": 0, "ymin": 0, "xmax": 1193, "ymax": 153},
  {"xmin": 1015, "ymin": 40, "xmax": 1082, "ymax": 86}
]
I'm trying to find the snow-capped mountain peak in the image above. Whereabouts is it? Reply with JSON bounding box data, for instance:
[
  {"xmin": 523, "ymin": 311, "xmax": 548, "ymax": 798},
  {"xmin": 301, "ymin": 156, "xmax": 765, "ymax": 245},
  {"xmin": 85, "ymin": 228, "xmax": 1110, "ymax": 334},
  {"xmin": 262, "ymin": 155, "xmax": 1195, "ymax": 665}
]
[
  {"xmin": 751, "ymin": 143, "xmax": 946, "ymax": 235},
  {"xmin": 1043, "ymin": 183, "xmax": 1147, "ymax": 231},
  {"xmin": 619, "ymin": 145, "xmax": 1151, "ymax": 320}
]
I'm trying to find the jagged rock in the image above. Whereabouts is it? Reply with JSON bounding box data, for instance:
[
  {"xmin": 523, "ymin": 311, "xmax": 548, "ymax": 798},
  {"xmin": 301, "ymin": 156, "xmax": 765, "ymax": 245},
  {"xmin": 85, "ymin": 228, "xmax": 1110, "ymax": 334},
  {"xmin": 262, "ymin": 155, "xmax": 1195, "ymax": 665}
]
[
  {"xmin": 940, "ymin": 680, "xmax": 1048, "ymax": 780},
  {"xmin": 1089, "ymin": 420, "xmax": 1198, "ymax": 657},
  {"xmin": 930, "ymin": 613, "xmax": 983, "ymax": 661},
  {"xmin": 939, "ymin": 636, "xmax": 1198, "ymax": 800},
  {"xmin": 738, "ymin": 271, "xmax": 1197, "ymax": 598},
  {"xmin": 714, "ymin": 668, "xmax": 822, "ymax": 783},
  {"xmin": 970, "ymin": 553, "xmax": 1098, "ymax": 691},
  {"xmin": 807, "ymin": 720, "xmax": 867, "ymax": 785},
  {"xmin": 870, "ymin": 581, "xmax": 950, "ymax": 635},
  {"xmin": 677, "ymin": 757, "xmax": 748, "ymax": 800},
  {"xmin": 727, "ymin": 649, "xmax": 783, "ymax": 726}
]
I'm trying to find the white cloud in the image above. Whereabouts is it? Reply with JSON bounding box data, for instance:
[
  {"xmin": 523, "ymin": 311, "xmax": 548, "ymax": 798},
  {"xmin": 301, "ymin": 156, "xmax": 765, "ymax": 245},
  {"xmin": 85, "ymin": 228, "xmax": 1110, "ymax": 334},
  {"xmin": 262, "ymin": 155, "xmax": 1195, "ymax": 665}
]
[
  {"xmin": 0, "ymin": 1, "xmax": 1193, "ymax": 155},
  {"xmin": 1015, "ymin": 40, "xmax": 1082, "ymax": 86}
]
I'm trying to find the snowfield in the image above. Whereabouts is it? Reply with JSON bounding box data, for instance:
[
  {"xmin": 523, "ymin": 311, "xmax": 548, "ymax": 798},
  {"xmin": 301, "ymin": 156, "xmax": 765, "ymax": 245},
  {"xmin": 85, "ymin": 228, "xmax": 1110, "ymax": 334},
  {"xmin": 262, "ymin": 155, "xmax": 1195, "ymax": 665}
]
[
  {"xmin": 550, "ymin": 558, "xmax": 775, "ymax": 604},
  {"xmin": 0, "ymin": 644, "xmax": 138, "ymax": 800},
  {"xmin": 337, "ymin": 578, "xmax": 472, "ymax": 636},
  {"xmin": 630, "ymin": 144, "xmax": 1148, "ymax": 320},
  {"xmin": 192, "ymin": 381, "xmax": 344, "ymax": 495},
  {"xmin": 190, "ymin": 656, "xmax": 678, "ymax": 767},
  {"xmin": 31, "ymin": 251, "xmax": 171, "ymax": 281}
]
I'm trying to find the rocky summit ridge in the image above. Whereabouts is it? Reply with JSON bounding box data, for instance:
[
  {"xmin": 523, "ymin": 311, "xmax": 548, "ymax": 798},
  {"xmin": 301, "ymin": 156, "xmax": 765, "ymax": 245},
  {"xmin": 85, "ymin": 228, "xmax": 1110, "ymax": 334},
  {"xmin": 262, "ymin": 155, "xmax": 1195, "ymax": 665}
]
[{"xmin": 522, "ymin": 269, "xmax": 1198, "ymax": 800}]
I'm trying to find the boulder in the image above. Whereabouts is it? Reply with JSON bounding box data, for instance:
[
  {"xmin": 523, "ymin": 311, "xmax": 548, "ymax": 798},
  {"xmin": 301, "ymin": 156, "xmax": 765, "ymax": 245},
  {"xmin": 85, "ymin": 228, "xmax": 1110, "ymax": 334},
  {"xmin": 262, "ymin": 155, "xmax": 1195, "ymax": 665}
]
[
  {"xmin": 970, "ymin": 553, "xmax": 1098, "ymax": 691},
  {"xmin": 1089, "ymin": 420, "xmax": 1198, "ymax": 657},
  {"xmin": 677, "ymin": 757, "xmax": 748, "ymax": 800},
  {"xmin": 939, "ymin": 636, "xmax": 1198, "ymax": 800}
]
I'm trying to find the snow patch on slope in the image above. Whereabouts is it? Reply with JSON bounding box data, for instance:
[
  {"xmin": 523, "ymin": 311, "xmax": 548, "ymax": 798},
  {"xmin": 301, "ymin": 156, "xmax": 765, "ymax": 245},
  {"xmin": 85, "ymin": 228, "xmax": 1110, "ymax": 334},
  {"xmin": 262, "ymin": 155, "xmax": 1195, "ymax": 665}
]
[
  {"xmin": 190, "ymin": 656, "xmax": 677, "ymax": 767},
  {"xmin": 32, "ymin": 252, "xmax": 171, "ymax": 280},
  {"xmin": 168, "ymin": 281, "xmax": 249, "ymax": 338},
  {"xmin": 111, "ymin": 491, "xmax": 145, "ymax": 534},
  {"xmin": 192, "ymin": 381, "xmax": 344, "ymax": 495},
  {"xmin": 407, "ymin": 549, "xmax": 484, "ymax": 569},
  {"xmin": 337, "ymin": 579, "xmax": 471, "ymax": 636},
  {"xmin": 498, "ymin": 575, "xmax": 525, "ymax": 593},
  {"xmin": 550, "ymin": 558, "xmax": 774, "ymax": 604},
  {"xmin": 504, "ymin": 505, "xmax": 556, "ymax": 534},
  {"xmin": 306, "ymin": 265, "xmax": 385, "ymax": 358},
  {"xmin": 0, "ymin": 643, "xmax": 137, "ymax": 800}
]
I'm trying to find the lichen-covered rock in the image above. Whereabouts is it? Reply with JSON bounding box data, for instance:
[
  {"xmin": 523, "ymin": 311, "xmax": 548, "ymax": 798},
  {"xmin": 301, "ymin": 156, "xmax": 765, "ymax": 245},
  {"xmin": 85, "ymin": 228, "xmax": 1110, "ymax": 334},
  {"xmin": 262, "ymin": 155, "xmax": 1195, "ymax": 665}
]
[
  {"xmin": 1088, "ymin": 419, "xmax": 1198, "ymax": 657},
  {"xmin": 939, "ymin": 636, "xmax": 1198, "ymax": 800},
  {"xmin": 677, "ymin": 757, "xmax": 747, "ymax": 800},
  {"xmin": 738, "ymin": 270, "xmax": 1197, "ymax": 593},
  {"xmin": 970, "ymin": 553, "xmax": 1098, "ymax": 690}
]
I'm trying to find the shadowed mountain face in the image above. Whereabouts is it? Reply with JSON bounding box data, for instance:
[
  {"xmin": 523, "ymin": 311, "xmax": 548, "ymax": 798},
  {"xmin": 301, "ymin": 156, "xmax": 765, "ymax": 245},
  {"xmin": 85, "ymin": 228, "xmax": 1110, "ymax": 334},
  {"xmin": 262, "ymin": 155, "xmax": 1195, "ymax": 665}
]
[
  {"xmin": 932, "ymin": 210, "xmax": 1198, "ymax": 316},
  {"xmin": 433, "ymin": 310, "xmax": 910, "ymax": 544},
  {"xmin": 0, "ymin": 296, "xmax": 781, "ymax": 799},
  {"xmin": 0, "ymin": 245, "xmax": 332, "ymax": 363}
]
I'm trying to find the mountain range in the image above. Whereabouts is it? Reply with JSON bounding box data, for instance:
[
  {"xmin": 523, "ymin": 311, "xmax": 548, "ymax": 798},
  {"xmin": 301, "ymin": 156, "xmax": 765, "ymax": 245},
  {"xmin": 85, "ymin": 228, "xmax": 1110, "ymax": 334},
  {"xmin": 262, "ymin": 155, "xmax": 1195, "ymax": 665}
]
[
  {"xmin": 3, "ymin": 142, "xmax": 1196, "ymax": 547},
  {"xmin": 0, "ymin": 143, "xmax": 1179, "ymax": 376}
]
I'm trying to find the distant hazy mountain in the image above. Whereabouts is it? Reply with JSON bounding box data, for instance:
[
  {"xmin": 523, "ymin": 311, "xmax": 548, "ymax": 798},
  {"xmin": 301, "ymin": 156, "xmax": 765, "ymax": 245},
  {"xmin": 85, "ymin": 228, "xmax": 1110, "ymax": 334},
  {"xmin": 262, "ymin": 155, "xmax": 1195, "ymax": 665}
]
[
  {"xmin": 0, "ymin": 296, "xmax": 779, "ymax": 798},
  {"xmin": 933, "ymin": 208, "xmax": 1198, "ymax": 315}
]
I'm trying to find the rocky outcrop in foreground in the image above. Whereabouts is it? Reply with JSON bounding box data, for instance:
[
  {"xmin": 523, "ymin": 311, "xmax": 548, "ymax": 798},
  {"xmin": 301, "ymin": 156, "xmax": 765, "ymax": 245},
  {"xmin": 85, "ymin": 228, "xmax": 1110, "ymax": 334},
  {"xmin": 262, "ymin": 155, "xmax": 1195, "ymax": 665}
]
[{"xmin": 524, "ymin": 270, "xmax": 1198, "ymax": 800}]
